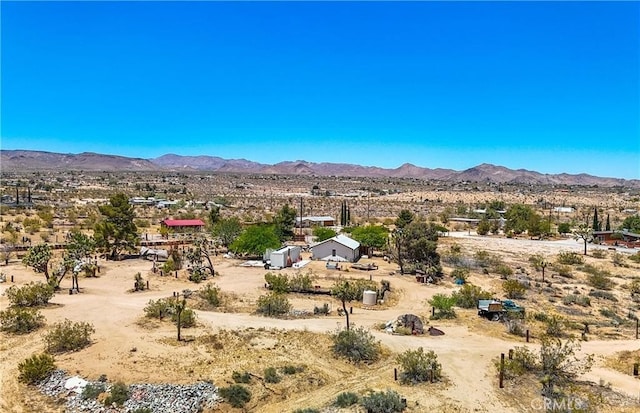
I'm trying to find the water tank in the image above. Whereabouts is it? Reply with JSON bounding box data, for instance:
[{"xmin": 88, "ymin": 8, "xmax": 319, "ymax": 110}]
[{"xmin": 362, "ymin": 290, "xmax": 377, "ymax": 306}]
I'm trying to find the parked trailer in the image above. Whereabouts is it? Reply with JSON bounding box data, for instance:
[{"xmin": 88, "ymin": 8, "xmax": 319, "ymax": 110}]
[{"xmin": 477, "ymin": 299, "xmax": 524, "ymax": 321}]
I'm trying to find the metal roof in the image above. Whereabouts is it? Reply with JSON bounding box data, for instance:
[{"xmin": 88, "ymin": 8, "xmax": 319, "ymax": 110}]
[
  {"xmin": 313, "ymin": 234, "xmax": 360, "ymax": 250},
  {"xmin": 162, "ymin": 219, "xmax": 206, "ymax": 227}
]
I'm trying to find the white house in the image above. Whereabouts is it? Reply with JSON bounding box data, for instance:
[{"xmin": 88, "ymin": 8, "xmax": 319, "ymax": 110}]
[
  {"xmin": 269, "ymin": 246, "xmax": 302, "ymax": 268},
  {"xmin": 311, "ymin": 234, "xmax": 360, "ymax": 262}
]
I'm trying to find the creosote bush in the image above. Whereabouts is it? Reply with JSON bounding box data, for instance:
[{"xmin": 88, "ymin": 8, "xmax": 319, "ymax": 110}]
[
  {"xmin": 557, "ymin": 251, "xmax": 584, "ymax": 265},
  {"xmin": 232, "ymin": 371, "xmax": 252, "ymax": 384},
  {"xmin": 502, "ymin": 279, "xmax": 527, "ymax": 299},
  {"xmin": 219, "ymin": 384, "xmax": 251, "ymax": 408},
  {"xmin": 335, "ymin": 391, "xmax": 359, "ymax": 408},
  {"xmin": 428, "ymin": 293, "xmax": 456, "ymax": 319},
  {"xmin": 332, "ymin": 326, "xmax": 380, "ymax": 364},
  {"xmin": 494, "ymin": 346, "xmax": 538, "ymax": 379},
  {"xmin": 263, "ymin": 367, "xmax": 281, "ymax": 383},
  {"xmin": 587, "ymin": 272, "xmax": 614, "ymax": 290},
  {"xmin": 18, "ymin": 353, "xmax": 56, "ymax": 385},
  {"xmin": 44, "ymin": 319, "xmax": 95, "ymax": 354},
  {"xmin": 82, "ymin": 383, "xmax": 106, "ymax": 400},
  {"xmin": 198, "ymin": 283, "xmax": 221, "ymax": 307},
  {"xmin": 360, "ymin": 390, "xmax": 406, "ymax": 413},
  {"xmin": 104, "ymin": 381, "xmax": 130, "ymax": 406},
  {"xmin": 396, "ymin": 347, "xmax": 441, "ymax": 384},
  {"xmin": 6, "ymin": 282, "xmax": 54, "ymax": 307},
  {"xmin": 452, "ymin": 283, "xmax": 492, "ymax": 309},
  {"xmin": 0, "ymin": 307, "xmax": 45, "ymax": 334},
  {"xmin": 144, "ymin": 298, "xmax": 174, "ymax": 320},
  {"xmin": 256, "ymin": 293, "xmax": 291, "ymax": 317},
  {"xmin": 172, "ymin": 307, "xmax": 196, "ymax": 328}
]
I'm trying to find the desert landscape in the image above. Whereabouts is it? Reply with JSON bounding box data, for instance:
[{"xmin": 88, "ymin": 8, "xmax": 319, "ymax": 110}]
[{"xmin": 1, "ymin": 161, "xmax": 640, "ymax": 413}]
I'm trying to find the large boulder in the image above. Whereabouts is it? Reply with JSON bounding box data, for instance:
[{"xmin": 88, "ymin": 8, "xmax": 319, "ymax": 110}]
[{"xmin": 397, "ymin": 314, "xmax": 424, "ymax": 335}]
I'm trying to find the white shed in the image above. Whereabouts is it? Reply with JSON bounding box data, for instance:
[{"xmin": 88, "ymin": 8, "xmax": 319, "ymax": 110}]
[
  {"xmin": 270, "ymin": 246, "xmax": 302, "ymax": 268},
  {"xmin": 311, "ymin": 234, "xmax": 361, "ymax": 262}
]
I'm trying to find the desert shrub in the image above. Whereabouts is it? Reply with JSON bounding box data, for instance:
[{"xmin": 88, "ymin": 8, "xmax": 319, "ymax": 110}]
[
  {"xmin": 6, "ymin": 282, "xmax": 54, "ymax": 307},
  {"xmin": 396, "ymin": 347, "xmax": 441, "ymax": 384},
  {"xmin": 629, "ymin": 279, "xmax": 640, "ymax": 295},
  {"xmin": 360, "ymin": 390, "xmax": 406, "ymax": 413},
  {"xmin": 452, "ymin": 284, "xmax": 493, "ymax": 309},
  {"xmin": 562, "ymin": 295, "xmax": 591, "ymax": 307},
  {"xmin": 198, "ymin": 283, "xmax": 221, "ymax": 307},
  {"xmin": 264, "ymin": 272, "xmax": 289, "ymax": 293},
  {"xmin": 289, "ymin": 272, "xmax": 315, "ymax": 292},
  {"xmin": 162, "ymin": 258, "xmax": 177, "ymax": 273},
  {"xmin": 495, "ymin": 346, "xmax": 538, "ymax": 379},
  {"xmin": 589, "ymin": 290, "xmax": 618, "ymax": 301},
  {"xmin": 256, "ymin": 293, "xmax": 291, "ymax": 317},
  {"xmin": 394, "ymin": 326, "xmax": 412, "ymax": 336},
  {"xmin": 629, "ymin": 252, "xmax": 640, "ymax": 263},
  {"xmin": 545, "ymin": 315, "xmax": 565, "ymax": 337},
  {"xmin": 104, "ymin": 381, "xmax": 129, "ymax": 406},
  {"xmin": 133, "ymin": 272, "xmax": 145, "ymax": 291},
  {"xmin": 557, "ymin": 222, "xmax": 571, "ymax": 234},
  {"xmin": 281, "ymin": 364, "xmax": 304, "ymax": 375},
  {"xmin": 313, "ymin": 303, "xmax": 330, "ymax": 315},
  {"xmin": 144, "ymin": 298, "xmax": 174, "ymax": 320},
  {"xmin": 172, "ymin": 307, "xmax": 196, "ymax": 328},
  {"xmin": 450, "ymin": 267, "xmax": 469, "ymax": 283},
  {"xmin": 332, "ymin": 326, "xmax": 380, "ymax": 364},
  {"xmin": 232, "ymin": 371, "xmax": 252, "ymax": 384},
  {"xmin": 612, "ymin": 253, "xmax": 627, "ymax": 267},
  {"xmin": 0, "ymin": 307, "xmax": 45, "ymax": 334},
  {"xmin": 335, "ymin": 391, "xmax": 359, "ymax": 407},
  {"xmin": 474, "ymin": 250, "xmax": 499, "ymax": 268},
  {"xmin": 82, "ymin": 383, "xmax": 106, "ymax": 400},
  {"xmin": 293, "ymin": 409, "xmax": 319, "ymax": 413},
  {"xmin": 131, "ymin": 409, "xmax": 153, "ymax": 413},
  {"xmin": 188, "ymin": 268, "xmax": 206, "ymax": 283},
  {"xmin": 587, "ymin": 273, "xmax": 614, "ymax": 290},
  {"xmin": 219, "ymin": 384, "xmax": 251, "ymax": 408},
  {"xmin": 495, "ymin": 264, "xmax": 514, "ymax": 278},
  {"xmin": 263, "ymin": 367, "xmax": 281, "ymax": 383},
  {"xmin": 590, "ymin": 249, "xmax": 607, "ymax": 259},
  {"xmin": 506, "ymin": 319, "xmax": 525, "ymax": 336},
  {"xmin": 533, "ymin": 312, "xmax": 549, "ymax": 323},
  {"xmin": 44, "ymin": 319, "xmax": 95, "ymax": 354},
  {"xmin": 428, "ymin": 293, "xmax": 456, "ymax": 319},
  {"xmin": 599, "ymin": 308, "xmax": 622, "ymax": 323},
  {"xmin": 352, "ymin": 279, "xmax": 378, "ymax": 298},
  {"xmin": 503, "ymin": 279, "xmax": 527, "ymax": 299},
  {"xmin": 17, "ymin": 353, "xmax": 56, "ymax": 385},
  {"xmin": 557, "ymin": 252, "xmax": 584, "ymax": 265},
  {"xmin": 552, "ymin": 264, "xmax": 573, "ymax": 278}
]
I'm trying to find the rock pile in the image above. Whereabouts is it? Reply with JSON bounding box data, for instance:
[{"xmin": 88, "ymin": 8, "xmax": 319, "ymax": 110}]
[{"xmin": 37, "ymin": 370, "xmax": 219, "ymax": 413}]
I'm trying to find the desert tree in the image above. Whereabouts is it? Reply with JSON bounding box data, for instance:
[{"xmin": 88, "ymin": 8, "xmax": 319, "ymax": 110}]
[
  {"xmin": 186, "ymin": 236, "xmax": 215, "ymax": 279},
  {"xmin": 94, "ymin": 193, "xmax": 138, "ymax": 260},
  {"xmin": 331, "ymin": 279, "xmax": 359, "ymax": 330},
  {"xmin": 572, "ymin": 223, "xmax": 593, "ymax": 255},
  {"xmin": 528, "ymin": 254, "xmax": 548, "ymax": 282},
  {"xmin": 504, "ymin": 204, "xmax": 536, "ymax": 235},
  {"xmin": 539, "ymin": 337, "xmax": 593, "ymax": 399},
  {"xmin": 230, "ymin": 224, "xmax": 280, "ymax": 257},
  {"xmin": 351, "ymin": 225, "xmax": 388, "ymax": 256},
  {"xmin": 399, "ymin": 220, "xmax": 441, "ymax": 276},
  {"xmin": 273, "ymin": 204, "xmax": 297, "ymax": 242},
  {"xmin": 395, "ymin": 209, "xmax": 415, "ymax": 229},
  {"xmin": 22, "ymin": 244, "xmax": 52, "ymax": 282},
  {"xmin": 312, "ymin": 226, "xmax": 336, "ymax": 242},
  {"xmin": 211, "ymin": 217, "xmax": 242, "ymax": 248}
]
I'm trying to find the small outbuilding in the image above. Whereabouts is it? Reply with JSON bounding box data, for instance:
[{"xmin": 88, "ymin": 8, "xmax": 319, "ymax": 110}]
[
  {"xmin": 269, "ymin": 246, "xmax": 302, "ymax": 268},
  {"xmin": 311, "ymin": 234, "xmax": 361, "ymax": 262},
  {"xmin": 160, "ymin": 219, "xmax": 206, "ymax": 232}
]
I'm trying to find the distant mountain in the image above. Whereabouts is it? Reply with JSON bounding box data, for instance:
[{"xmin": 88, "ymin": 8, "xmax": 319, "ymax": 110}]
[
  {"xmin": 1, "ymin": 150, "xmax": 156, "ymax": 171},
  {"xmin": 1, "ymin": 149, "xmax": 637, "ymax": 187}
]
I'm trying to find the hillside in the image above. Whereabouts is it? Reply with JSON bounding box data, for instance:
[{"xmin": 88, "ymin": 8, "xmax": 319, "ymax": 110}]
[{"xmin": 1, "ymin": 149, "xmax": 637, "ymax": 187}]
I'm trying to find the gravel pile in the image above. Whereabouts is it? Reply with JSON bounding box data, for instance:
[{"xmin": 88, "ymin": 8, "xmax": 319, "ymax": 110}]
[{"xmin": 36, "ymin": 370, "xmax": 219, "ymax": 413}]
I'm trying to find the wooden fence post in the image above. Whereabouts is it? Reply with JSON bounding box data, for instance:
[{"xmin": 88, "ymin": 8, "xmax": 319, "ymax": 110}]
[{"xmin": 499, "ymin": 353, "xmax": 505, "ymax": 388}]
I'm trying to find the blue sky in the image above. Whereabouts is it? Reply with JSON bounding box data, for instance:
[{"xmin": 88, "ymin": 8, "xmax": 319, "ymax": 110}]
[{"xmin": 1, "ymin": 1, "xmax": 638, "ymax": 179}]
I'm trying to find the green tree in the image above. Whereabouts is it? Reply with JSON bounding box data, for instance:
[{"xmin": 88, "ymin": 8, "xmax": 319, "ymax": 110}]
[
  {"xmin": 476, "ymin": 218, "xmax": 491, "ymax": 235},
  {"xmin": 312, "ymin": 227, "xmax": 336, "ymax": 242},
  {"xmin": 557, "ymin": 222, "xmax": 571, "ymax": 234},
  {"xmin": 273, "ymin": 204, "xmax": 297, "ymax": 242},
  {"xmin": 605, "ymin": 214, "xmax": 611, "ymax": 231},
  {"xmin": 331, "ymin": 279, "xmax": 359, "ymax": 330},
  {"xmin": 65, "ymin": 230, "xmax": 96, "ymax": 262},
  {"xmin": 592, "ymin": 207, "xmax": 600, "ymax": 231},
  {"xmin": 504, "ymin": 204, "xmax": 536, "ymax": 235},
  {"xmin": 230, "ymin": 224, "xmax": 280, "ymax": 256},
  {"xmin": 620, "ymin": 215, "xmax": 640, "ymax": 233},
  {"xmin": 351, "ymin": 225, "xmax": 388, "ymax": 255},
  {"xmin": 185, "ymin": 237, "xmax": 215, "ymax": 279},
  {"xmin": 22, "ymin": 244, "xmax": 52, "ymax": 281},
  {"xmin": 399, "ymin": 221, "xmax": 441, "ymax": 276},
  {"xmin": 395, "ymin": 209, "xmax": 415, "ymax": 229},
  {"xmin": 211, "ymin": 217, "xmax": 242, "ymax": 248},
  {"xmin": 94, "ymin": 193, "xmax": 138, "ymax": 260},
  {"xmin": 573, "ymin": 223, "xmax": 593, "ymax": 255}
]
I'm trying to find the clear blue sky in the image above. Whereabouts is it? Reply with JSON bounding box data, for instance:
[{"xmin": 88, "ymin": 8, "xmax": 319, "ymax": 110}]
[{"xmin": 1, "ymin": 1, "xmax": 639, "ymax": 179}]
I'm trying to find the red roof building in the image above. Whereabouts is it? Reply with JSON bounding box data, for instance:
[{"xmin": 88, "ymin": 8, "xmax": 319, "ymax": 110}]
[{"xmin": 161, "ymin": 219, "xmax": 206, "ymax": 232}]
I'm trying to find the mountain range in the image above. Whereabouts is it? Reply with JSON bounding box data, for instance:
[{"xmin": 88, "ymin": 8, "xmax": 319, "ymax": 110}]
[{"xmin": 1, "ymin": 149, "xmax": 637, "ymax": 187}]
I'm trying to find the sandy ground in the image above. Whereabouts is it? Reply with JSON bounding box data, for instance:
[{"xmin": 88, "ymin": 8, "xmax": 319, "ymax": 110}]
[{"xmin": 1, "ymin": 233, "xmax": 639, "ymax": 412}]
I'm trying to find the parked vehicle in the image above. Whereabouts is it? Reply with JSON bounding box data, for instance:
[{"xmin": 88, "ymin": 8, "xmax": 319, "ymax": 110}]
[{"xmin": 477, "ymin": 299, "xmax": 524, "ymax": 321}]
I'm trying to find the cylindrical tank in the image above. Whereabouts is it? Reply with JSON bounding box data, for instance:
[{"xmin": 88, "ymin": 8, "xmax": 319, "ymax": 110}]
[{"xmin": 362, "ymin": 290, "xmax": 377, "ymax": 306}]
